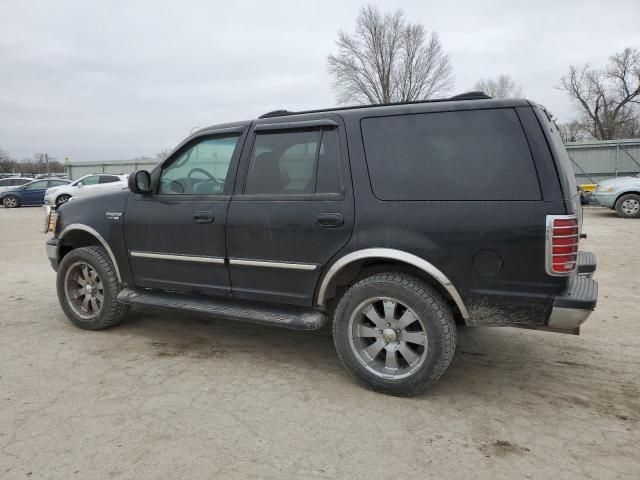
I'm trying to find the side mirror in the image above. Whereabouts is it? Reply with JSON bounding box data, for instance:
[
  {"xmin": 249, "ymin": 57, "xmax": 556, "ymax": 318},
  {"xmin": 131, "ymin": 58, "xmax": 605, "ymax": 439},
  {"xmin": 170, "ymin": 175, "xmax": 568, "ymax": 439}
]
[
  {"xmin": 129, "ymin": 170, "xmax": 152, "ymax": 194},
  {"xmin": 77, "ymin": 182, "xmax": 83, "ymax": 188}
]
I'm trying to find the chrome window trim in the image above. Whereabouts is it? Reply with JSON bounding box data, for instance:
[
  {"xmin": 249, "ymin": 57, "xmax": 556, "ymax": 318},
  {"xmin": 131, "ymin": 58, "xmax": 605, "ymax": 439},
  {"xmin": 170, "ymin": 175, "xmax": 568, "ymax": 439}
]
[
  {"xmin": 58, "ymin": 224, "xmax": 122, "ymax": 282},
  {"xmin": 129, "ymin": 251, "xmax": 225, "ymax": 264},
  {"xmin": 315, "ymin": 248, "xmax": 470, "ymax": 319},
  {"xmin": 229, "ymin": 258, "xmax": 318, "ymax": 271}
]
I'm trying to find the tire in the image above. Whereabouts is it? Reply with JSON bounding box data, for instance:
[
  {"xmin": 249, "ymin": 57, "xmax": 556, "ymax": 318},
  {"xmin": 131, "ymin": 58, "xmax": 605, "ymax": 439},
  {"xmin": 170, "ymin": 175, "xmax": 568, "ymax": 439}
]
[
  {"xmin": 615, "ymin": 193, "xmax": 640, "ymax": 218},
  {"xmin": 3, "ymin": 195, "xmax": 20, "ymax": 208},
  {"xmin": 56, "ymin": 194, "xmax": 71, "ymax": 206},
  {"xmin": 56, "ymin": 246, "xmax": 129, "ymax": 330},
  {"xmin": 332, "ymin": 272, "xmax": 456, "ymax": 396}
]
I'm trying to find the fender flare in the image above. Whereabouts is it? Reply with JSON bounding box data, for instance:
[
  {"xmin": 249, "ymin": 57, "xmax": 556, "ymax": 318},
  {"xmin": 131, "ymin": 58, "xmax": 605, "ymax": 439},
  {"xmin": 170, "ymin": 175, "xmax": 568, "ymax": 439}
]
[
  {"xmin": 57, "ymin": 224, "xmax": 122, "ymax": 282},
  {"xmin": 315, "ymin": 248, "xmax": 469, "ymax": 319}
]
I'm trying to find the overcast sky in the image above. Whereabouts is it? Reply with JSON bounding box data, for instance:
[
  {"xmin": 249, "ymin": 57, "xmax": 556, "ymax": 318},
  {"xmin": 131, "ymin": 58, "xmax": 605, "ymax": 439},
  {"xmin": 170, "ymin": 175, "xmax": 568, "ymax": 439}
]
[{"xmin": 1, "ymin": 0, "xmax": 639, "ymax": 161}]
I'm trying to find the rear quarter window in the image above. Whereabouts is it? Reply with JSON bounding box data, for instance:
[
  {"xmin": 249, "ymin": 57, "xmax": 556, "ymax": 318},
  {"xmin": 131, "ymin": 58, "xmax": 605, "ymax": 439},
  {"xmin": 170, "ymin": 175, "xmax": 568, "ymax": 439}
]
[{"xmin": 361, "ymin": 108, "xmax": 541, "ymax": 201}]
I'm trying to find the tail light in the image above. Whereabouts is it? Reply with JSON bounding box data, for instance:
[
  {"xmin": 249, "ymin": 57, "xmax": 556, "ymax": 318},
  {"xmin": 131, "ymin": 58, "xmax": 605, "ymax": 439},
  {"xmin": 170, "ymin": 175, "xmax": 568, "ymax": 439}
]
[{"xmin": 546, "ymin": 215, "xmax": 579, "ymax": 275}]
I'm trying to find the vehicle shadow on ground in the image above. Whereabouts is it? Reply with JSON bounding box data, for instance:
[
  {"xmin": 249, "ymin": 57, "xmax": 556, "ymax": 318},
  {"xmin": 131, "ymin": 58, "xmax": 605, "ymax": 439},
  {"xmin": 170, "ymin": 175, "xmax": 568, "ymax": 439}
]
[{"xmin": 109, "ymin": 306, "xmax": 558, "ymax": 398}]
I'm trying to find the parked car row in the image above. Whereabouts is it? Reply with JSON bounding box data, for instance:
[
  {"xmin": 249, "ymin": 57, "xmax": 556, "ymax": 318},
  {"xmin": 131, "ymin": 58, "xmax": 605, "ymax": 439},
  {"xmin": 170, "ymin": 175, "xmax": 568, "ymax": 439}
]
[
  {"xmin": 0, "ymin": 174, "xmax": 128, "ymax": 208},
  {"xmin": 591, "ymin": 173, "xmax": 640, "ymax": 218}
]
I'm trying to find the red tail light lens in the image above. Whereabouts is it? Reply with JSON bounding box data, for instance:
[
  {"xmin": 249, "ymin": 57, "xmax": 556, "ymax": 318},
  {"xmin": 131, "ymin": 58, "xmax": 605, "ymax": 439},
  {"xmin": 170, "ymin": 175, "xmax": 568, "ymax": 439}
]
[{"xmin": 546, "ymin": 215, "xmax": 579, "ymax": 275}]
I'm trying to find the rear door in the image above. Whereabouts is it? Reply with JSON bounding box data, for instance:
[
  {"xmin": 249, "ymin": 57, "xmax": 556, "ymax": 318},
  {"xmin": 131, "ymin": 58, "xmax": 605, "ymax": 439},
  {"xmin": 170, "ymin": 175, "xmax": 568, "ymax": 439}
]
[{"xmin": 226, "ymin": 116, "xmax": 354, "ymax": 306}]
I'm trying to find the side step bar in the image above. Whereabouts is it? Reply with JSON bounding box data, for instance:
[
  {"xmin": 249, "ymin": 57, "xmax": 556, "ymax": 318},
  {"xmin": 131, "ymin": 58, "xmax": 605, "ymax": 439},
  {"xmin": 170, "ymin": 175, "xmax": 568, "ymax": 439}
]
[{"xmin": 117, "ymin": 287, "xmax": 327, "ymax": 330}]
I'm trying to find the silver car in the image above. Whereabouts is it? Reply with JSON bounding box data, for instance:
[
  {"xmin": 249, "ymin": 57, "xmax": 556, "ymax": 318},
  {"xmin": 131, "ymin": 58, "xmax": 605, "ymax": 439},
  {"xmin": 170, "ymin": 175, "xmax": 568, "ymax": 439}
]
[{"xmin": 592, "ymin": 173, "xmax": 640, "ymax": 218}]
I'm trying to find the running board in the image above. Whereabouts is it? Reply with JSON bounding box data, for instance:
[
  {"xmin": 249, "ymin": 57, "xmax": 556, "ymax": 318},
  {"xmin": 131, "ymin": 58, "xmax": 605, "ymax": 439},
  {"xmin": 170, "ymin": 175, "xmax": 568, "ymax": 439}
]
[{"xmin": 117, "ymin": 287, "xmax": 327, "ymax": 330}]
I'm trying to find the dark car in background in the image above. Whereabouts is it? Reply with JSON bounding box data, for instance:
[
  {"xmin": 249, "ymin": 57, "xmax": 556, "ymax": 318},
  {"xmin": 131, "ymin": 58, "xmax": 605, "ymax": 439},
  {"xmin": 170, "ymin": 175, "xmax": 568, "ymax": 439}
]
[
  {"xmin": 44, "ymin": 93, "xmax": 598, "ymax": 395},
  {"xmin": 1, "ymin": 178, "xmax": 71, "ymax": 208}
]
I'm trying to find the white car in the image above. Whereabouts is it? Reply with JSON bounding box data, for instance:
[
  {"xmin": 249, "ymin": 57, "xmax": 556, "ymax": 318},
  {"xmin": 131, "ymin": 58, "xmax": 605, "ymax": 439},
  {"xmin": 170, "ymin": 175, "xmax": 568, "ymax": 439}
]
[
  {"xmin": 0, "ymin": 177, "xmax": 33, "ymax": 194},
  {"xmin": 45, "ymin": 174, "xmax": 128, "ymax": 206}
]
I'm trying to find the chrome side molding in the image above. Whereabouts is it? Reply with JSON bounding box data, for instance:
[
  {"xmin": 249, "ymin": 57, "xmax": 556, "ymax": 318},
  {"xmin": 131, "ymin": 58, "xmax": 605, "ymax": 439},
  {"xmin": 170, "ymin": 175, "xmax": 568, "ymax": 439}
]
[
  {"xmin": 315, "ymin": 248, "xmax": 470, "ymax": 319},
  {"xmin": 228, "ymin": 258, "xmax": 318, "ymax": 271},
  {"xmin": 130, "ymin": 251, "xmax": 225, "ymax": 264}
]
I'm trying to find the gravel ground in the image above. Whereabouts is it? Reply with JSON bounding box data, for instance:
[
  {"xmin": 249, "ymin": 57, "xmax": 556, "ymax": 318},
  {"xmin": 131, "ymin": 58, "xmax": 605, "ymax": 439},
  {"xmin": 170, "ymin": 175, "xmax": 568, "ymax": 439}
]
[{"xmin": 0, "ymin": 206, "xmax": 638, "ymax": 479}]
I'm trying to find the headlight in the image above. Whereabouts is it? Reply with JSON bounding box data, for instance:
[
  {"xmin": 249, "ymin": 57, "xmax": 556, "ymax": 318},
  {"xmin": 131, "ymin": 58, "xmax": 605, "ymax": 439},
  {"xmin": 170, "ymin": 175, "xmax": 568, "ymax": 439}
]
[
  {"xmin": 599, "ymin": 185, "xmax": 615, "ymax": 192},
  {"xmin": 47, "ymin": 187, "xmax": 58, "ymax": 195},
  {"xmin": 42, "ymin": 205, "xmax": 58, "ymax": 234}
]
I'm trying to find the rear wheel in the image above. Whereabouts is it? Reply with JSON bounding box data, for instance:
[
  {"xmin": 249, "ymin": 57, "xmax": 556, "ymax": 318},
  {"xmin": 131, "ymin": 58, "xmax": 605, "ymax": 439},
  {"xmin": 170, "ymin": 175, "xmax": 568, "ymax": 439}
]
[
  {"xmin": 56, "ymin": 194, "xmax": 71, "ymax": 206},
  {"xmin": 615, "ymin": 193, "xmax": 640, "ymax": 218},
  {"xmin": 3, "ymin": 196, "xmax": 19, "ymax": 208},
  {"xmin": 56, "ymin": 246, "xmax": 129, "ymax": 330},
  {"xmin": 332, "ymin": 273, "xmax": 456, "ymax": 396}
]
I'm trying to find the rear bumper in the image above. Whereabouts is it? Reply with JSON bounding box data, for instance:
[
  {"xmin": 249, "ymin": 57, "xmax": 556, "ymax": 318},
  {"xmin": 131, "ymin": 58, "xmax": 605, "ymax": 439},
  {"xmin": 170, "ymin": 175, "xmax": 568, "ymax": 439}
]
[{"xmin": 548, "ymin": 274, "xmax": 598, "ymax": 330}]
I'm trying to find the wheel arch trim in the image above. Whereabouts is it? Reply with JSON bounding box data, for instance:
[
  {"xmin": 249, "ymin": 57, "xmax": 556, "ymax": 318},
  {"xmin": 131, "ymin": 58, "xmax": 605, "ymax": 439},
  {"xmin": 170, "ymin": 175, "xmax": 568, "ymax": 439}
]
[
  {"xmin": 315, "ymin": 248, "xmax": 470, "ymax": 319},
  {"xmin": 57, "ymin": 224, "xmax": 122, "ymax": 282}
]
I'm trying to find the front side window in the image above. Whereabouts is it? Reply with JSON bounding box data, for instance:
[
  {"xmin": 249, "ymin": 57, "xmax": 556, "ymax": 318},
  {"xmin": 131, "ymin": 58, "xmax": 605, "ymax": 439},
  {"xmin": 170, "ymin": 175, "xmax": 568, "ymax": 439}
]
[
  {"xmin": 77, "ymin": 176, "xmax": 99, "ymax": 186},
  {"xmin": 159, "ymin": 135, "xmax": 240, "ymax": 195},
  {"xmin": 24, "ymin": 180, "xmax": 48, "ymax": 190},
  {"xmin": 244, "ymin": 128, "xmax": 341, "ymax": 195}
]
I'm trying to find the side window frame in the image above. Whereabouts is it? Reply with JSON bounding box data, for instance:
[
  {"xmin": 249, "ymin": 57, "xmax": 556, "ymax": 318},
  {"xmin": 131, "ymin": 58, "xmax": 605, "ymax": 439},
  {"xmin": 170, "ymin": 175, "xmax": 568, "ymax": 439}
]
[
  {"xmin": 235, "ymin": 118, "xmax": 346, "ymax": 201},
  {"xmin": 150, "ymin": 127, "xmax": 248, "ymax": 200}
]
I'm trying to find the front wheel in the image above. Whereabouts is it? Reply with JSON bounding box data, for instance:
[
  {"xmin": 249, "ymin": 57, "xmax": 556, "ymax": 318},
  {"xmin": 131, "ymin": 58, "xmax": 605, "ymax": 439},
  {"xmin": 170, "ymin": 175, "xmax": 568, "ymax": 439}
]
[
  {"xmin": 56, "ymin": 194, "xmax": 71, "ymax": 206},
  {"xmin": 615, "ymin": 193, "xmax": 640, "ymax": 218},
  {"xmin": 332, "ymin": 273, "xmax": 457, "ymax": 396},
  {"xmin": 56, "ymin": 246, "xmax": 129, "ymax": 330},
  {"xmin": 3, "ymin": 196, "xmax": 19, "ymax": 208}
]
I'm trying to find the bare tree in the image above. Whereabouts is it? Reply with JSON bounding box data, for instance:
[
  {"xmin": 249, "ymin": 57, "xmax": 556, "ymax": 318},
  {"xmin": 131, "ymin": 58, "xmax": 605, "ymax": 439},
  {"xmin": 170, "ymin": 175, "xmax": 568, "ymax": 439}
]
[
  {"xmin": 474, "ymin": 74, "xmax": 523, "ymax": 98},
  {"xmin": 557, "ymin": 120, "xmax": 587, "ymax": 143},
  {"xmin": 559, "ymin": 47, "xmax": 640, "ymax": 140},
  {"xmin": 327, "ymin": 5, "xmax": 454, "ymax": 105}
]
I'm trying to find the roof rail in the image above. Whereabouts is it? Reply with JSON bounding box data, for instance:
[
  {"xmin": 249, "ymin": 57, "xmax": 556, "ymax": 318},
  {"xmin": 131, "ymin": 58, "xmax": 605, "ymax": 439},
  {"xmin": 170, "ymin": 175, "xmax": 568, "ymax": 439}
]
[{"xmin": 257, "ymin": 91, "xmax": 492, "ymax": 119}]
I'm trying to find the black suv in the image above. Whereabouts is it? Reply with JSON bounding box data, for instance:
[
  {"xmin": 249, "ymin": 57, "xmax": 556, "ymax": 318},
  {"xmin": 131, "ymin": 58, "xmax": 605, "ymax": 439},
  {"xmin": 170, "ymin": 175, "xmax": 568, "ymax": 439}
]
[{"xmin": 44, "ymin": 93, "xmax": 598, "ymax": 395}]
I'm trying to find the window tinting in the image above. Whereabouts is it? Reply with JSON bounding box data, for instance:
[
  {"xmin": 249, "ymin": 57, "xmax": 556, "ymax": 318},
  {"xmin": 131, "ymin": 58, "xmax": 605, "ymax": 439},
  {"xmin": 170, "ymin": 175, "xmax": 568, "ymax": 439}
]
[
  {"xmin": 159, "ymin": 135, "xmax": 240, "ymax": 195},
  {"xmin": 245, "ymin": 128, "xmax": 341, "ymax": 195},
  {"xmin": 361, "ymin": 109, "xmax": 541, "ymax": 201},
  {"xmin": 14, "ymin": 179, "xmax": 31, "ymax": 186},
  {"xmin": 49, "ymin": 180, "xmax": 69, "ymax": 187},
  {"xmin": 99, "ymin": 175, "xmax": 119, "ymax": 184}
]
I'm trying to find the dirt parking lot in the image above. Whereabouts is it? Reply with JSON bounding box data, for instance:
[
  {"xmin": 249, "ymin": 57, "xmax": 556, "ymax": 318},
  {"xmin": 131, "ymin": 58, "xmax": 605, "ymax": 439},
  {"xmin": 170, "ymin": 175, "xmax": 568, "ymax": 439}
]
[{"xmin": 0, "ymin": 207, "xmax": 638, "ymax": 479}]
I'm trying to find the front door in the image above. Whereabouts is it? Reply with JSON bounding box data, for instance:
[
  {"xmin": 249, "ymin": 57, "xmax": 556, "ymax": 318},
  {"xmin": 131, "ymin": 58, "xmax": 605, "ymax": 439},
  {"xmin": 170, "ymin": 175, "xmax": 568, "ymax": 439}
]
[
  {"xmin": 124, "ymin": 130, "xmax": 245, "ymax": 296},
  {"xmin": 226, "ymin": 117, "xmax": 354, "ymax": 306}
]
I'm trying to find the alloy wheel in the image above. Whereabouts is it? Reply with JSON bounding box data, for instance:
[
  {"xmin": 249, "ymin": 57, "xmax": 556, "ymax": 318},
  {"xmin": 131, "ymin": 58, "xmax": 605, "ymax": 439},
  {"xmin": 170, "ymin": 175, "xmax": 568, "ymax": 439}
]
[
  {"xmin": 64, "ymin": 261, "xmax": 105, "ymax": 319},
  {"xmin": 621, "ymin": 198, "xmax": 640, "ymax": 216},
  {"xmin": 348, "ymin": 297, "xmax": 428, "ymax": 379}
]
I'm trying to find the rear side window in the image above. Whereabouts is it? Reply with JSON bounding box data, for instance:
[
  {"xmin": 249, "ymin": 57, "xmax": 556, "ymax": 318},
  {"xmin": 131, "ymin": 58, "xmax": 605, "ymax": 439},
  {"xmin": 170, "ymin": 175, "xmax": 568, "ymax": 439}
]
[
  {"xmin": 361, "ymin": 109, "xmax": 541, "ymax": 200},
  {"xmin": 99, "ymin": 175, "xmax": 119, "ymax": 184},
  {"xmin": 48, "ymin": 180, "xmax": 68, "ymax": 187},
  {"xmin": 14, "ymin": 179, "xmax": 31, "ymax": 186},
  {"xmin": 244, "ymin": 128, "xmax": 341, "ymax": 195}
]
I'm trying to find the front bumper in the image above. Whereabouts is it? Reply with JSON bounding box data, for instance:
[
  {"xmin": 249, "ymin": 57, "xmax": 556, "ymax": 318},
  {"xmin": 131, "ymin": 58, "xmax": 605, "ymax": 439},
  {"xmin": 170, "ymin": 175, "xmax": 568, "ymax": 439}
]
[
  {"xmin": 46, "ymin": 238, "xmax": 59, "ymax": 271},
  {"xmin": 591, "ymin": 191, "xmax": 616, "ymax": 208}
]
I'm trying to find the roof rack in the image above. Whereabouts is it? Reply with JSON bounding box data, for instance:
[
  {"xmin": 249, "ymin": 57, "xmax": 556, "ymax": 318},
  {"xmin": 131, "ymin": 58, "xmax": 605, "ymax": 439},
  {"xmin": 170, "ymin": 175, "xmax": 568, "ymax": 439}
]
[{"xmin": 258, "ymin": 91, "xmax": 492, "ymax": 119}]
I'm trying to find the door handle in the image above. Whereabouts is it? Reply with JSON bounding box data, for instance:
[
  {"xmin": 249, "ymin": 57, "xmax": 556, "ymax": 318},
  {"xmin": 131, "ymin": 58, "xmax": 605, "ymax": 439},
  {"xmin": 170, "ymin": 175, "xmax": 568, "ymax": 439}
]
[
  {"xmin": 315, "ymin": 213, "xmax": 344, "ymax": 228},
  {"xmin": 192, "ymin": 210, "xmax": 215, "ymax": 224}
]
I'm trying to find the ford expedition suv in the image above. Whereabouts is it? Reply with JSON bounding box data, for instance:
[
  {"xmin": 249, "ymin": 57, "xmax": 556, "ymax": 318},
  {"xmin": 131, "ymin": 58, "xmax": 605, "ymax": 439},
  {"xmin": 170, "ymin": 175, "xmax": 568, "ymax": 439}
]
[{"xmin": 43, "ymin": 92, "xmax": 598, "ymax": 396}]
